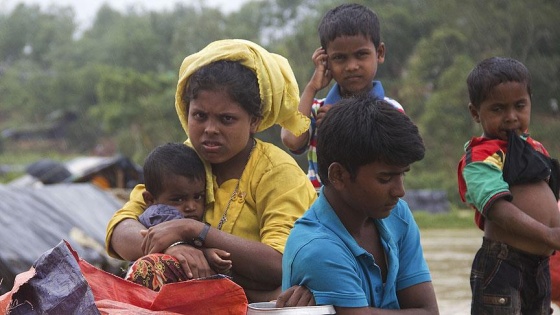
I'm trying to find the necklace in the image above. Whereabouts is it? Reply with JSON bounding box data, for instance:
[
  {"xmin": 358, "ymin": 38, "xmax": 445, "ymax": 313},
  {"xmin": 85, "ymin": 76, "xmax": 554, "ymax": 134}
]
[{"xmin": 217, "ymin": 139, "xmax": 255, "ymax": 230}]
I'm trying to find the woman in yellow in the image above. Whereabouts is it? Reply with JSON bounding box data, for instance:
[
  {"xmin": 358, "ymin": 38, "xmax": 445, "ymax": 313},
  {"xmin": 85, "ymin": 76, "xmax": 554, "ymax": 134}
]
[{"xmin": 105, "ymin": 39, "xmax": 317, "ymax": 302}]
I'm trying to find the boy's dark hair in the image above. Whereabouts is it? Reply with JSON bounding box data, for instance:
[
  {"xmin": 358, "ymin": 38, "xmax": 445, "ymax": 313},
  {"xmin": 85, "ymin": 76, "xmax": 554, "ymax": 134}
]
[
  {"xmin": 317, "ymin": 96, "xmax": 425, "ymax": 185},
  {"xmin": 185, "ymin": 60, "xmax": 263, "ymax": 118},
  {"xmin": 318, "ymin": 3, "xmax": 381, "ymax": 50},
  {"xmin": 467, "ymin": 57, "xmax": 532, "ymax": 108},
  {"xmin": 143, "ymin": 143, "xmax": 205, "ymax": 198}
]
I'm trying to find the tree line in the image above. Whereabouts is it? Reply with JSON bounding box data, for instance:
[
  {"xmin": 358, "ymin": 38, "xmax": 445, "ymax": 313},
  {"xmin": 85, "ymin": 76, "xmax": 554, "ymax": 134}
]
[{"xmin": 1, "ymin": 0, "xmax": 559, "ymax": 206}]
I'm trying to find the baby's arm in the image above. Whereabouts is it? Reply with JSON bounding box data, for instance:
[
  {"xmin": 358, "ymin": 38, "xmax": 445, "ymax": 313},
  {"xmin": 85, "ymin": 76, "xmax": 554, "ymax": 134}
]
[
  {"xmin": 203, "ymin": 247, "xmax": 232, "ymax": 275},
  {"xmin": 281, "ymin": 47, "xmax": 331, "ymax": 151}
]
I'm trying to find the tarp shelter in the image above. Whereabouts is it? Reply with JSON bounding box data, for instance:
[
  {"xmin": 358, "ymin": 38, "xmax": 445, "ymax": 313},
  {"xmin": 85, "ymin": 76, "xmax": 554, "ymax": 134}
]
[
  {"xmin": 0, "ymin": 183, "xmax": 126, "ymax": 294},
  {"xmin": 8, "ymin": 155, "xmax": 143, "ymax": 190}
]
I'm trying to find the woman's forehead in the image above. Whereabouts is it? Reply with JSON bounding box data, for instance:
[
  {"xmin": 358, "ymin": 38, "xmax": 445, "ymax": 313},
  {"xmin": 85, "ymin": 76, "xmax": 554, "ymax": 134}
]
[{"xmin": 188, "ymin": 90, "xmax": 247, "ymax": 114}]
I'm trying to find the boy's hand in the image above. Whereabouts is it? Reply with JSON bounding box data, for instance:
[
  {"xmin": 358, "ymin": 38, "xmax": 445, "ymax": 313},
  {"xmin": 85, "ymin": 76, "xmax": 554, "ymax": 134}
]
[
  {"xmin": 546, "ymin": 227, "xmax": 560, "ymax": 250},
  {"xmin": 275, "ymin": 285, "xmax": 315, "ymax": 307},
  {"xmin": 308, "ymin": 47, "xmax": 332, "ymax": 92},
  {"xmin": 316, "ymin": 104, "xmax": 332, "ymax": 127}
]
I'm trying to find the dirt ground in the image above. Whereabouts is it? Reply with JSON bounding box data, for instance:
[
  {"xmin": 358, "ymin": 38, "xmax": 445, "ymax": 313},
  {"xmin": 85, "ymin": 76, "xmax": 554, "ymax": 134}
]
[{"xmin": 421, "ymin": 228, "xmax": 560, "ymax": 314}]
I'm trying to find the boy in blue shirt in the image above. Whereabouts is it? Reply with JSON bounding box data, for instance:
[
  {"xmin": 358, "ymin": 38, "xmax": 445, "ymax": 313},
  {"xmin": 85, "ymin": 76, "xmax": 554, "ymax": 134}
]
[
  {"xmin": 281, "ymin": 96, "xmax": 438, "ymax": 314},
  {"xmin": 281, "ymin": 3, "xmax": 403, "ymax": 189}
]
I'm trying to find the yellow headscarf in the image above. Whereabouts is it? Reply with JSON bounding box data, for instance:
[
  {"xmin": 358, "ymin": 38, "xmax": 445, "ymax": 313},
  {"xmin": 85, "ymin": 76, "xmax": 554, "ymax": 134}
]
[
  {"xmin": 175, "ymin": 39, "xmax": 310, "ymax": 206},
  {"xmin": 175, "ymin": 39, "xmax": 310, "ymax": 137}
]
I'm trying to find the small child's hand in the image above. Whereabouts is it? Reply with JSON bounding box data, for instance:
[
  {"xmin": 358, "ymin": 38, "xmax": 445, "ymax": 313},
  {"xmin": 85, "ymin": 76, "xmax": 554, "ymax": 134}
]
[
  {"xmin": 204, "ymin": 248, "xmax": 232, "ymax": 275},
  {"xmin": 316, "ymin": 104, "xmax": 333, "ymax": 127},
  {"xmin": 308, "ymin": 47, "xmax": 332, "ymax": 92}
]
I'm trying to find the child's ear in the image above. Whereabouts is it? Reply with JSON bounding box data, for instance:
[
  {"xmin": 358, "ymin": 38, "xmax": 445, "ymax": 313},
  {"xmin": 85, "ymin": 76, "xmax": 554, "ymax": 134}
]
[
  {"xmin": 376, "ymin": 42, "xmax": 385, "ymax": 64},
  {"xmin": 327, "ymin": 162, "xmax": 349, "ymax": 189},
  {"xmin": 142, "ymin": 190, "xmax": 155, "ymax": 206},
  {"xmin": 468, "ymin": 103, "xmax": 481, "ymax": 123}
]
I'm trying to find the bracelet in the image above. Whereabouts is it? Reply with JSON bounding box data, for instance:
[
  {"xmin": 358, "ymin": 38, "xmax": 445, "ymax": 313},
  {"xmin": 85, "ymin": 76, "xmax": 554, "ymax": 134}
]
[{"xmin": 167, "ymin": 240, "xmax": 189, "ymax": 249}]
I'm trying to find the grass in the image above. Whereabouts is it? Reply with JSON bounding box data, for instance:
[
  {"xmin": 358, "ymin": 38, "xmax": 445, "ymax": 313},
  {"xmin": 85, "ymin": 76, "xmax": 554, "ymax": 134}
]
[
  {"xmin": 413, "ymin": 208, "xmax": 474, "ymax": 229},
  {"xmin": 0, "ymin": 149, "xmax": 73, "ymax": 164}
]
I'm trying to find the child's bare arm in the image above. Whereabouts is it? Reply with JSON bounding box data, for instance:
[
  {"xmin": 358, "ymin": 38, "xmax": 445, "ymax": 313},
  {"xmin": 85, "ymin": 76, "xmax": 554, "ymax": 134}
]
[
  {"xmin": 486, "ymin": 182, "xmax": 560, "ymax": 254},
  {"xmin": 281, "ymin": 47, "xmax": 332, "ymax": 151}
]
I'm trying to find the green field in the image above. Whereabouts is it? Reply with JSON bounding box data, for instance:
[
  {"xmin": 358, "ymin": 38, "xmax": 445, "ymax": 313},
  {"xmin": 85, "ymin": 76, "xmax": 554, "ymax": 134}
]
[{"xmin": 413, "ymin": 209, "xmax": 474, "ymax": 230}]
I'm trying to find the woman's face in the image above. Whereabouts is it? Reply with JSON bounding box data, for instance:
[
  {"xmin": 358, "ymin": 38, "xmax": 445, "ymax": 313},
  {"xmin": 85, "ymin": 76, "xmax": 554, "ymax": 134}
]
[{"xmin": 188, "ymin": 89, "xmax": 259, "ymax": 165}]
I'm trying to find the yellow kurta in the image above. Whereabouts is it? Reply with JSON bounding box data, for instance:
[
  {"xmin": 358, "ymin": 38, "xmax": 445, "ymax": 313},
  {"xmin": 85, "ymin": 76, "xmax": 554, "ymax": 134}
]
[
  {"xmin": 106, "ymin": 139, "xmax": 317, "ymax": 259},
  {"xmin": 107, "ymin": 39, "xmax": 315, "ymax": 260}
]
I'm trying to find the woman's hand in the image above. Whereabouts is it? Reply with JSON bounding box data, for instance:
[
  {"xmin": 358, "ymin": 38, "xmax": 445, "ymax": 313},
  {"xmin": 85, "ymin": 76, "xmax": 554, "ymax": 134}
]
[
  {"xmin": 141, "ymin": 218, "xmax": 193, "ymax": 254},
  {"xmin": 141, "ymin": 218, "xmax": 216, "ymax": 279},
  {"xmin": 165, "ymin": 244, "xmax": 214, "ymax": 279}
]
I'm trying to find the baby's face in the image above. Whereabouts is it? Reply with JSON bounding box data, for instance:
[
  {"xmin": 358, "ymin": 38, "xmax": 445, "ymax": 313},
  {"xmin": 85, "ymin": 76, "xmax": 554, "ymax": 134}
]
[
  {"xmin": 155, "ymin": 174, "xmax": 206, "ymax": 220},
  {"xmin": 469, "ymin": 81, "xmax": 531, "ymax": 140}
]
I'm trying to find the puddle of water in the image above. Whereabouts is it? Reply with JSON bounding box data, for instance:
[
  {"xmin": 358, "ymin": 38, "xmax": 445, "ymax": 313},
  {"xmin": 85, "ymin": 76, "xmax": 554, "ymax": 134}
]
[{"xmin": 421, "ymin": 228, "xmax": 480, "ymax": 314}]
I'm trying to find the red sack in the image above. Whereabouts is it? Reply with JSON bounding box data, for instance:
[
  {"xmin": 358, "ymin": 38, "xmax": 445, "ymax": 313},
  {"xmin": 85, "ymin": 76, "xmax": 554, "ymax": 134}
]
[
  {"xmin": 551, "ymin": 252, "xmax": 560, "ymax": 303},
  {"xmin": 0, "ymin": 241, "xmax": 248, "ymax": 314},
  {"xmin": 552, "ymin": 201, "xmax": 560, "ymax": 304}
]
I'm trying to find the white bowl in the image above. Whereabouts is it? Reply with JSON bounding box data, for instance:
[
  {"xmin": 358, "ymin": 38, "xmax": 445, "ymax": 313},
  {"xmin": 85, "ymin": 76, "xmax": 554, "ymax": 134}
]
[{"xmin": 247, "ymin": 302, "xmax": 336, "ymax": 314}]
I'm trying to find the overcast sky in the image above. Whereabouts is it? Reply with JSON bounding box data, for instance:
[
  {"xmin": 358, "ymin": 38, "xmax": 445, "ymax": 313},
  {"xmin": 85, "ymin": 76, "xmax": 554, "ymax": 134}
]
[{"xmin": 2, "ymin": 0, "xmax": 252, "ymax": 30}]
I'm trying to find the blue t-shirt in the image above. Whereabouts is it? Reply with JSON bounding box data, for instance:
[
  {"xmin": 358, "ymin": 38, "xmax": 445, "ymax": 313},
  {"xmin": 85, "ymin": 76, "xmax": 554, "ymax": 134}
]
[{"xmin": 282, "ymin": 188, "xmax": 431, "ymax": 309}]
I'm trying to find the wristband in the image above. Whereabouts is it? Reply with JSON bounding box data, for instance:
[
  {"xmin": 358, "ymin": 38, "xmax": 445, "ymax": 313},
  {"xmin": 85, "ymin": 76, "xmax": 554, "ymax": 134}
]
[{"xmin": 193, "ymin": 222, "xmax": 211, "ymax": 247}]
